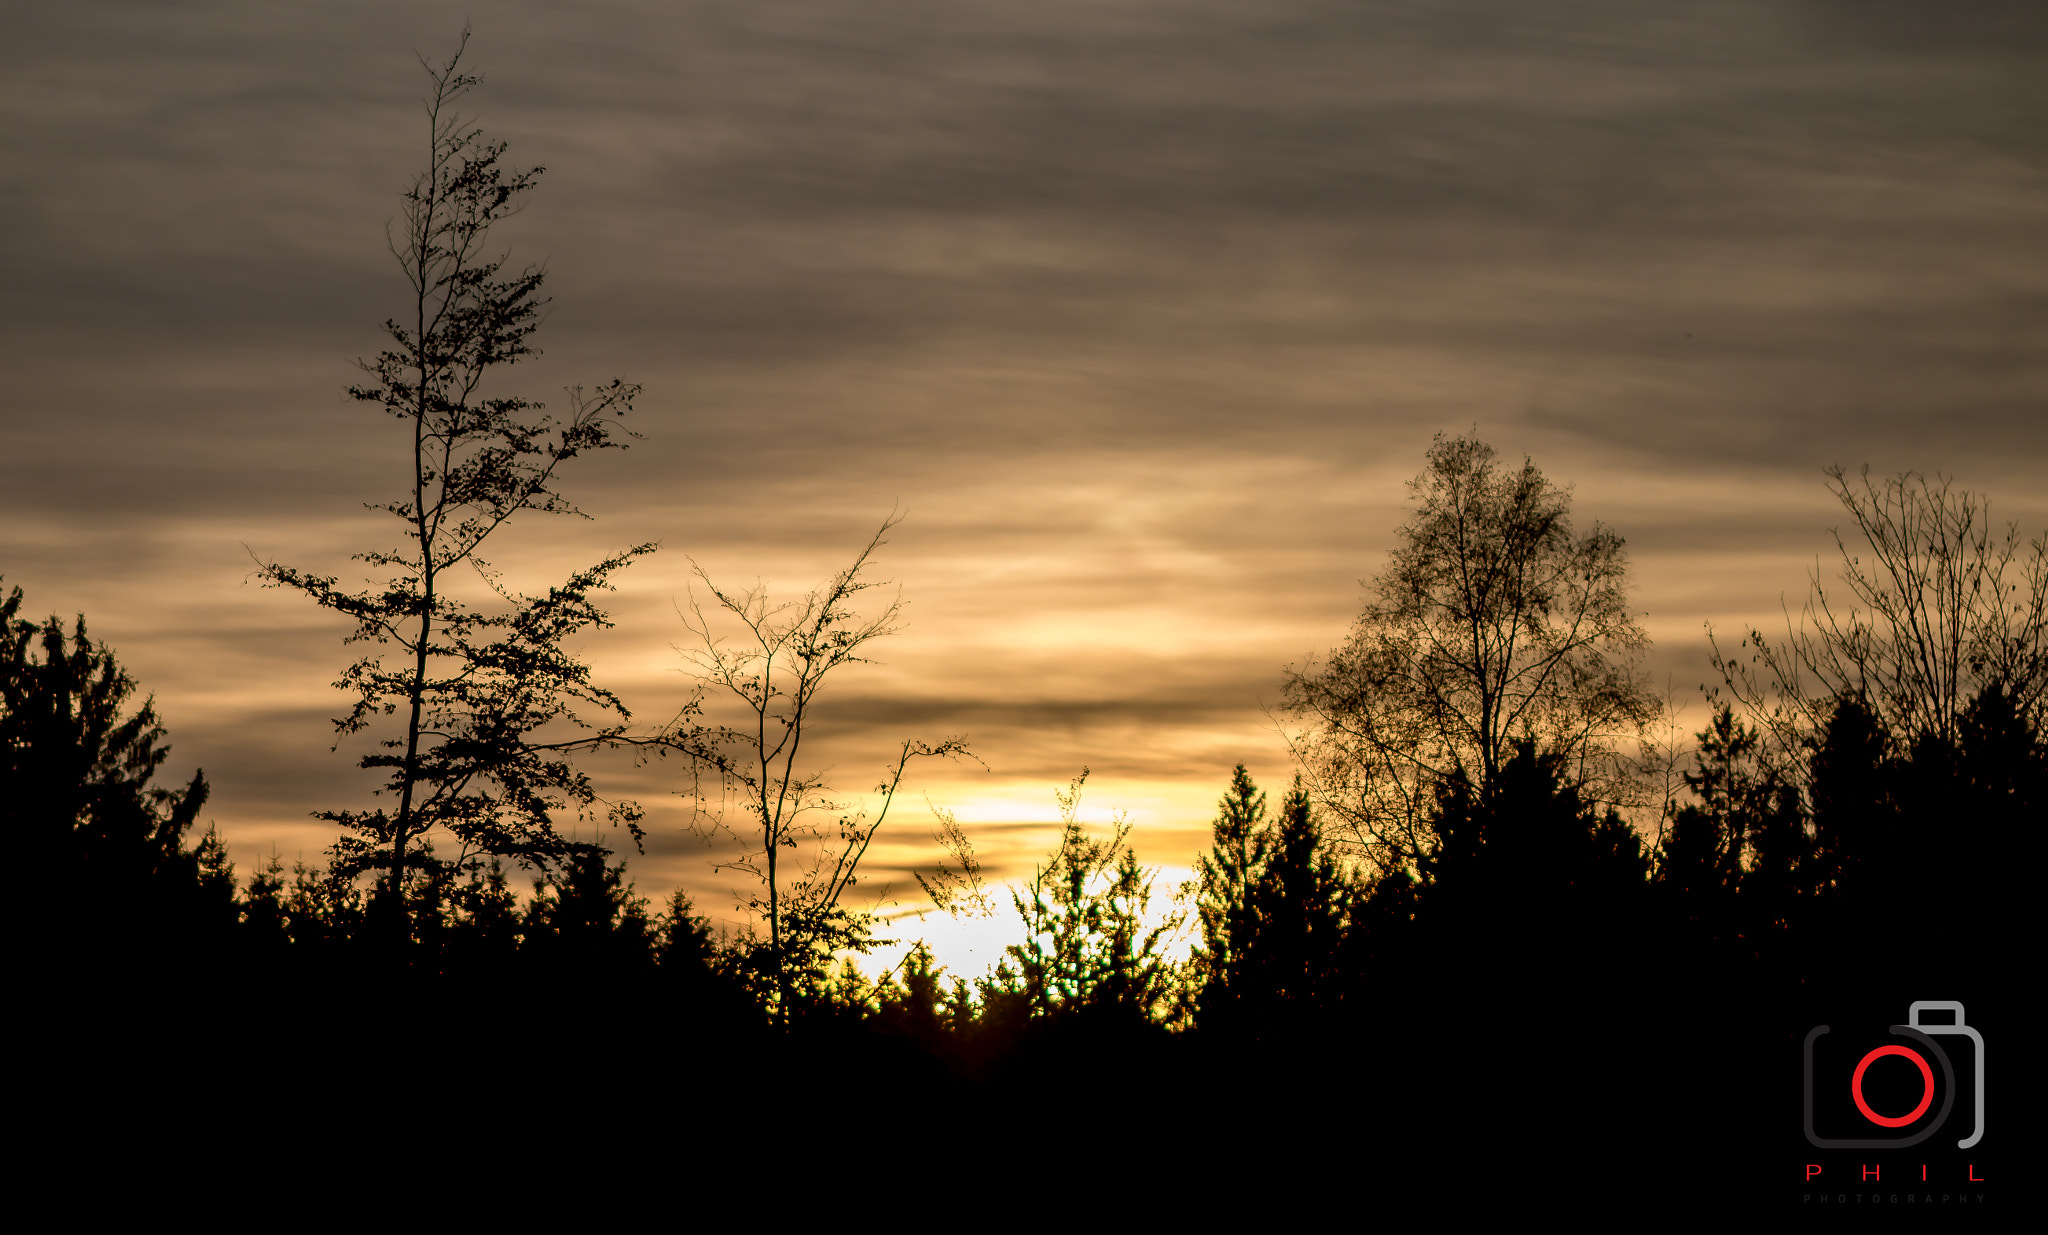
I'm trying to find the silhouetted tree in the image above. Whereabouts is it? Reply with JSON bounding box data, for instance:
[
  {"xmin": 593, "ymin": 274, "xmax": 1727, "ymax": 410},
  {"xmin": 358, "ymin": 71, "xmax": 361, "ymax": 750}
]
[
  {"xmin": 996, "ymin": 771, "xmax": 1181, "ymax": 1024},
  {"xmin": 443, "ymin": 857, "xmax": 520, "ymax": 976},
  {"xmin": 1694, "ymin": 466, "xmax": 2044, "ymax": 995},
  {"xmin": 1796, "ymin": 681, "xmax": 2041, "ymax": 978},
  {"xmin": 520, "ymin": 850, "xmax": 655, "ymax": 984},
  {"xmin": 1283, "ymin": 432, "xmax": 1658, "ymax": 884},
  {"xmin": 254, "ymin": 33, "xmax": 649, "ymax": 933},
  {"xmin": 1188, "ymin": 764, "xmax": 1269, "ymax": 1029},
  {"xmin": 240, "ymin": 851, "xmax": 293, "ymax": 957},
  {"xmin": 1944, "ymin": 682, "xmax": 2043, "ymax": 965},
  {"xmin": 654, "ymin": 887, "xmax": 718, "ymax": 974},
  {"xmin": 648, "ymin": 516, "xmax": 970, "ymax": 1019},
  {"xmin": 1712, "ymin": 465, "xmax": 2046, "ymax": 778},
  {"xmin": 646, "ymin": 886, "xmax": 755, "ymax": 1029},
  {"xmin": 1424, "ymin": 740, "xmax": 1651, "ymax": 981},
  {"xmin": 2, "ymin": 580, "xmax": 226, "ymax": 964},
  {"xmin": 871, "ymin": 942, "xmax": 950, "ymax": 1043},
  {"xmin": 282, "ymin": 856, "xmax": 368, "ymax": 959},
  {"xmin": 914, "ymin": 799, "xmax": 995, "ymax": 919},
  {"xmin": 1396, "ymin": 740, "xmax": 1662, "ymax": 1186},
  {"xmin": 1190, "ymin": 768, "xmax": 1353, "ymax": 1038},
  {"xmin": 1237, "ymin": 778, "xmax": 1353, "ymax": 1029},
  {"xmin": 1654, "ymin": 703, "xmax": 1811, "ymax": 951}
]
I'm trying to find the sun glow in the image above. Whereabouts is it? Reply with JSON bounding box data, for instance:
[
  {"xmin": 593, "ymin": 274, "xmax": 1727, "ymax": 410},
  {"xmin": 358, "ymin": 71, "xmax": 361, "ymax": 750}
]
[{"xmin": 855, "ymin": 860, "xmax": 1202, "ymax": 990}]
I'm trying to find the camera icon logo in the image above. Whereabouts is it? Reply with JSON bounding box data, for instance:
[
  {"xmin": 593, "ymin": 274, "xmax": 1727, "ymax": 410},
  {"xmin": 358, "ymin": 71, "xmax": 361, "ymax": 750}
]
[{"xmin": 1803, "ymin": 1000, "xmax": 1985, "ymax": 1149}]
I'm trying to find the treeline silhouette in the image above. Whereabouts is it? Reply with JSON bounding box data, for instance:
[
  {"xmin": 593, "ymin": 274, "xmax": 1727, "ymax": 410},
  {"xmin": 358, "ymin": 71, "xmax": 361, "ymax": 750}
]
[{"xmin": 10, "ymin": 572, "xmax": 2035, "ymax": 1201}]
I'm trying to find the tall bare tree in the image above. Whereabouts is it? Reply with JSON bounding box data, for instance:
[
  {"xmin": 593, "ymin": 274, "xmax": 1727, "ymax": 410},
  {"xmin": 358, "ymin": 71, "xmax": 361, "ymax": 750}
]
[
  {"xmin": 653, "ymin": 517, "xmax": 970, "ymax": 1017},
  {"xmin": 1282, "ymin": 432, "xmax": 1658, "ymax": 881},
  {"xmin": 257, "ymin": 32, "xmax": 647, "ymax": 929},
  {"xmin": 1711, "ymin": 465, "xmax": 2047, "ymax": 773}
]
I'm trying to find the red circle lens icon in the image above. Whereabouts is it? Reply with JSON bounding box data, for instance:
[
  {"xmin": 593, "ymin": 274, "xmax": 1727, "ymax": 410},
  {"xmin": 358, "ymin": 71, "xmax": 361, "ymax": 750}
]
[{"xmin": 1851, "ymin": 1045, "xmax": 1935, "ymax": 1128}]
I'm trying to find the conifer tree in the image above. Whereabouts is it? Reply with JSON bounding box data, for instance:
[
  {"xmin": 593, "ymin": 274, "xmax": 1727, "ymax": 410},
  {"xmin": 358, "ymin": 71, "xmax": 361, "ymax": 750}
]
[
  {"xmin": 1654, "ymin": 703, "xmax": 1810, "ymax": 949},
  {"xmin": 1190, "ymin": 765, "xmax": 1268, "ymax": 1030},
  {"xmin": 2, "ymin": 579, "xmax": 223, "ymax": 961},
  {"xmin": 1001, "ymin": 771, "xmax": 1180, "ymax": 1022},
  {"xmin": 1241, "ymin": 778, "xmax": 1352, "ymax": 1024},
  {"xmin": 1192, "ymin": 768, "xmax": 1354, "ymax": 1037},
  {"xmin": 1423, "ymin": 740, "xmax": 1651, "ymax": 980}
]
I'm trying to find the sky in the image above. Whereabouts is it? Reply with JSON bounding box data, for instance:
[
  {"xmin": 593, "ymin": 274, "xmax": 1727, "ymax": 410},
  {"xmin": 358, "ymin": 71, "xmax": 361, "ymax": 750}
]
[{"xmin": 4, "ymin": 0, "xmax": 2044, "ymax": 976}]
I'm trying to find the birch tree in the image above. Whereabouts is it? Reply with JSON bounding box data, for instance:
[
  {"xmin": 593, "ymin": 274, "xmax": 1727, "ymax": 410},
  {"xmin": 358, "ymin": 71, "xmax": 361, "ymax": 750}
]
[{"xmin": 1282, "ymin": 432, "xmax": 1658, "ymax": 882}]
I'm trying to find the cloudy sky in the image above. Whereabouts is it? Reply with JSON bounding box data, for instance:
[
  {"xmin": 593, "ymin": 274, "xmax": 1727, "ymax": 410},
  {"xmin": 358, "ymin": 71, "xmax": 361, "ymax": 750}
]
[{"xmin": 4, "ymin": 0, "xmax": 2043, "ymax": 971}]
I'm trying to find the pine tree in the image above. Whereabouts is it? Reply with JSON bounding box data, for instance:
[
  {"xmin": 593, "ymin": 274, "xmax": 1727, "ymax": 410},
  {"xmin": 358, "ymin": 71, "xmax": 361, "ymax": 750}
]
[
  {"xmin": 2, "ymin": 580, "xmax": 221, "ymax": 967},
  {"xmin": 1423, "ymin": 740, "xmax": 1651, "ymax": 986},
  {"xmin": 1654, "ymin": 703, "xmax": 1811, "ymax": 950},
  {"xmin": 1240, "ymin": 778, "xmax": 1352, "ymax": 1027},
  {"xmin": 1001, "ymin": 771, "xmax": 1179, "ymax": 1023},
  {"xmin": 1191, "ymin": 768, "xmax": 1355, "ymax": 1038},
  {"xmin": 1189, "ymin": 764, "xmax": 1268, "ymax": 1029}
]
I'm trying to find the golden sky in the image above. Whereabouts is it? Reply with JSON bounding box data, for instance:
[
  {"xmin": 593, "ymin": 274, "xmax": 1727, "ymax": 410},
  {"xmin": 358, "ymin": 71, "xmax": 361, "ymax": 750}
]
[{"xmin": 4, "ymin": 0, "xmax": 2044, "ymax": 976}]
